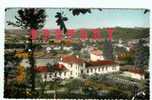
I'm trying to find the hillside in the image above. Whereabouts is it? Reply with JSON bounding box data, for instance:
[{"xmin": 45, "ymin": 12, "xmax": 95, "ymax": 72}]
[{"xmin": 5, "ymin": 27, "xmax": 149, "ymax": 41}]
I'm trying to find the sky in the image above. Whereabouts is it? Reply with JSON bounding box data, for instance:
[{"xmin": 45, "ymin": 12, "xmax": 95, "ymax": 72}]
[{"xmin": 5, "ymin": 8, "xmax": 150, "ymax": 29}]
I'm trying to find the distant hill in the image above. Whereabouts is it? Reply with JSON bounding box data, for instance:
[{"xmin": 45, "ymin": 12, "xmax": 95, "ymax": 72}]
[{"xmin": 5, "ymin": 27, "xmax": 149, "ymax": 41}]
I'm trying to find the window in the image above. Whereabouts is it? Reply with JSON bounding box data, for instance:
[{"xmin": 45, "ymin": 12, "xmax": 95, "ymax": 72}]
[
  {"xmin": 95, "ymin": 68, "xmax": 96, "ymax": 72},
  {"xmin": 70, "ymin": 71, "xmax": 72, "ymax": 75},
  {"xmin": 98, "ymin": 68, "xmax": 100, "ymax": 71},
  {"xmin": 106, "ymin": 67, "xmax": 108, "ymax": 70},
  {"xmin": 91, "ymin": 68, "xmax": 93, "ymax": 72},
  {"xmin": 44, "ymin": 74, "xmax": 47, "ymax": 79},
  {"xmin": 49, "ymin": 73, "xmax": 52, "ymax": 78},
  {"xmin": 54, "ymin": 73, "xmax": 57, "ymax": 77},
  {"xmin": 87, "ymin": 69, "xmax": 89, "ymax": 73},
  {"xmin": 102, "ymin": 68, "xmax": 104, "ymax": 71},
  {"xmin": 81, "ymin": 70, "xmax": 83, "ymax": 74},
  {"xmin": 64, "ymin": 72, "xmax": 66, "ymax": 76},
  {"xmin": 59, "ymin": 72, "xmax": 62, "ymax": 76},
  {"xmin": 25, "ymin": 61, "xmax": 28, "ymax": 63}
]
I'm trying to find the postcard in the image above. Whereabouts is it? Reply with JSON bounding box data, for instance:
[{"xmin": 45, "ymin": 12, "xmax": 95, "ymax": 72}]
[{"xmin": 4, "ymin": 8, "xmax": 150, "ymax": 99}]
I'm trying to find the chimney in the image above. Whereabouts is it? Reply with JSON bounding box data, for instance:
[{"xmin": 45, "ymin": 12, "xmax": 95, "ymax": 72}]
[{"xmin": 76, "ymin": 55, "xmax": 79, "ymax": 58}]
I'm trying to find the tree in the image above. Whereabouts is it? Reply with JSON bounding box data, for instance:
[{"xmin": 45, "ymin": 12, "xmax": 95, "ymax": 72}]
[
  {"xmin": 4, "ymin": 51, "xmax": 23, "ymax": 97},
  {"xmin": 55, "ymin": 12, "xmax": 68, "ymax": 34},
  {"xmin": 69, "ymin": 8, "xmax": 91, "ymax": 16},
  {"xmin": 54, "ymin": 8, "xmax": 102, "ymax": 34},
  {"xmin": 16, "ymin": 65, "xmax": 25, "ymax": 84},
  {"xmin": 69, "ymin": 8, "xmax": 102, "ymax": 16},
  {"xmin": 103, "ymin": 39, "xmax": 114, "ymax": 60},
  {"xmin": 7, "ymin": 8, "xmax": 47, "ymax": 92},
  {"xmin": 65, "ymin": 79, "xmax": 82, "ymax": 93},
  {"xmin": 144, "ymin": 9, "xmax": 150, "ymax": 14},
  {"xmin": 134, "ymin": 39, "xmax": 149, "ymax": 68},
  {"xmin": 7, "ymin": 8, "xmax": 46, "ymax": 29}
]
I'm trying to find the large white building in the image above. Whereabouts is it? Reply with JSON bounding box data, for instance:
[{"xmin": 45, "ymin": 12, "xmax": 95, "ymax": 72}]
[
  {"xmin": 34, "ymin": 55, "xmax": 120, "ymax": 81},
  {"xmin": 85, "ymin": 60, "xmax": 120, "ymax": 75},
  {"xmin": 122, "ymin": 67, "xmax": 145, "ymax": 80}
]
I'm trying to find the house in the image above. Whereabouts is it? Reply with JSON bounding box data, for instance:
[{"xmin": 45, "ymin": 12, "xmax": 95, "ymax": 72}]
[
  {"xmin": 122, "ymin": 67, "xmax": 145, "ymax": 80},
  {"xmin": 87, "ymin": 46, "xmax": 96, "ymax": 52},
  {"xmin": 35, "ymin": 64, "xmax": 69, "ymax": 81},
  {"xmin": 87, "ymin": 46, "xmax": 104, "ymax": 61},
  {"xmin": 53, "ymin": 46, "xmax": 61, "ymax": 50},
  {"xmin": 34, "ymin": 55, "xmax": 120, "ymax": 81},
  {"xmin": 90, "ymin": 49, "xmax": 104, "ymax": 61},
  {"xmin": 63, "ymin": 46, "xmax": 73, "ymax": 51},
  {"xmin": 46, "ymin": 47, "xmax": 52, "ymax": 53},
  {"xmin": 20, "ymin": 58, "xmax": 55, "ymax": 68}
]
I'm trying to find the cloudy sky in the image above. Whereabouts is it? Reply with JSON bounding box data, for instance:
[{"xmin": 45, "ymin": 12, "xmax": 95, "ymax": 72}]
[{"xmin": 5, "ymin": 8, "xmax": 150, "ymax": 29}]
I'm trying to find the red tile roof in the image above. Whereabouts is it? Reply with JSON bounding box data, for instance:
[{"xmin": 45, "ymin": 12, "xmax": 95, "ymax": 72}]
[
  {"xmin": 86, "ymin": 60, "xmax": 117, "ymax": 67},
  {"xmin": 53, "ymin": 64, "xmax": 68, "ymax": 71},
  {"xmin": 61, "ymin": 55, "xmax": 85, "ymax": 64},
  {"xmin": 91, "ymin": 49, "xmax": 103, "ymax": 56},
  {"xmin": 35, "ymin": 64, "xmax": 68, "ymax": 73},
  {"xmin": 128, "ymin": 67, "xmax": 144, "ymax": 75},
  {"xmin": 34, "ymin": 66, "xmax": 48, "ymax": 73}
]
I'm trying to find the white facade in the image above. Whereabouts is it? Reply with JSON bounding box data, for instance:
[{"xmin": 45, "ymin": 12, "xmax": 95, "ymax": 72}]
[
  {"xmin": 86, "ymin": 65, "xmax": 120, "ymax": 75},
  {"xmin": 63, "ymin": 46, "xmax": 73, "ymax": 51},
  {"xmin": 27, "ymin": 55, "xmax": 120, "ymax": 81},
  {"xmin": 41, "ymin": 61, "xmax": 120, "ymax": 81},
  {"xmin": 123, "ymin": 71, "xmax": 144, "ymax": 80},
  {"xmin": 90, "ymin": 53, "xmax": 104, "ymax": 61}
]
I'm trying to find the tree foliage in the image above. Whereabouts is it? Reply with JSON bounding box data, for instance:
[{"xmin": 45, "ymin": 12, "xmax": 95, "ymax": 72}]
[
  {"xmin": 7, "ymin": 8, "xmax": 47, "ymax": 93},
  {"xmin": 65, "ymin": 79, "xmax": 82, "ymax": 93},
  {"xmin": 103, "ymin": 39, "xmax": 113, "ymax": 60},
  {"xmin": 134, "ymin": 39, "xmax": 149, "ymax": 68},
  {"xmin": 69, "ymin": 8, "xmax": 102, "ymax": 16},
  {"xmin": 55, "ymin": 12, "xmax": 68, "ymax": 34},
  {"xmin": 7, "ymin": 8, "xmax": 46, "ymax": 30},
  {"xmin": 69, "ymin": 9, "xmax": 91, "ymax": 16},
  {"xmin": 144, "ymin": 9, "xmax": 150, "ymax": 14},
  {"xmin": 16, "ymin": 65, "xmax": 25, "ymax": 84}
]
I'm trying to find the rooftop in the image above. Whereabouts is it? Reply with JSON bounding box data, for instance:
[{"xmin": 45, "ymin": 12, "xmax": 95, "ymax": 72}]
[
  {"xmin": 128, "ymin": 67, "xmax": 144, "ymax": 75},
  {"xmin": 61, "ymin": 55, "xmax": 85, "ymax": 64},
  {"xmin": 34, "ymin": 66, "xmax": 48, "ymax": 73},
  {"xmin": 53, "ymin": 64, "xmax": 68, "ymax": 72},
  {"xmin": 86, "ymin": 60, "xmax": 117, "ymax": 67},
  {"xmin": 91, "ymin": 50, "xmax": 103, "ymax": 56},
  {"xmin": 35, "ymin": 64, "xmax": 68, "ymax": 73}
]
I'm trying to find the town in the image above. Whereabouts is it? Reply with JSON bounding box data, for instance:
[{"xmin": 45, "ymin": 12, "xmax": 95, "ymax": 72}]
[
  {"xmin": 5, "ymin": 27, "xmax": 149, "ymax": 99},
  {"xmin": 4, "ymin": 8, "xmax": 150, "ymax": 99}
]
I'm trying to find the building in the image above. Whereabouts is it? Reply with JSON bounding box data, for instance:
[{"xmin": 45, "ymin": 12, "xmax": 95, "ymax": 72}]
[
  {"xmin": 58, "ymin": 55, "xmax": 86, "ymax": 78},
  {"xmin": 63, "ymin": 46, "xmax": 73, "ymax": 51},
  {"xmin": 34, "ymin": 55, "xmax": 120, "ymax": 81},
  {"xmin": 85, "ymin": 60, "xmax": 120, "ymax": 75},
  {"xmin": 122, "ymin": 67, "xmax": 145, "ymax": 80},
  {"xmin": 20, "ymin": 58, "xmax": 56, "ymax": 68},
  {"xmin": 89, "ymin": 47, "xmax": 104, "ymax": 61}
]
